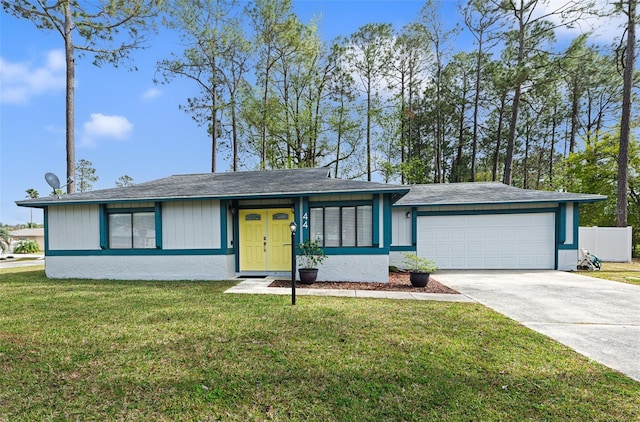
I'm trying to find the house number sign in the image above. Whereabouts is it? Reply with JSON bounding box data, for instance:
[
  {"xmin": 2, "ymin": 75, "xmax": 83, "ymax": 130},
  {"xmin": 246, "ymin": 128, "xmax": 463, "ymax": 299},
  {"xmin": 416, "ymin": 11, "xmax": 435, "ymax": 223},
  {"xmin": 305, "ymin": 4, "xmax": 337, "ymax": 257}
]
[{"xmin": 302, "ymin": 212, "xmax": 309, "ymax": 229}]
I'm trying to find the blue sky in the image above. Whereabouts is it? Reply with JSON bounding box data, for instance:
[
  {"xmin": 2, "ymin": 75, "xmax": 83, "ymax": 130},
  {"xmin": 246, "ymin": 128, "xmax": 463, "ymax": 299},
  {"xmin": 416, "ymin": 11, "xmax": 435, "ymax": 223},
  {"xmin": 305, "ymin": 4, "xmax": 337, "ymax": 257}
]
[
  {"xmin": 0, "ymin": 0, "xmax": 616, "ymax": 226},
  {"xmin": 1, "ymin": 1, "xmax": 443, "ymax": 226}
]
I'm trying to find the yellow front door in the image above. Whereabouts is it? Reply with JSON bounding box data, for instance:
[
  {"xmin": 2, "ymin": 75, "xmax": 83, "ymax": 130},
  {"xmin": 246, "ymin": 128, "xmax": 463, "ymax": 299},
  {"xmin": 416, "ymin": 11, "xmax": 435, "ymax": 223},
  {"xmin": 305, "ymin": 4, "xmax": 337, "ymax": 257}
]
[{"xmin": 239, "ymin": 208, "xmax": 294, "ymax": 272}]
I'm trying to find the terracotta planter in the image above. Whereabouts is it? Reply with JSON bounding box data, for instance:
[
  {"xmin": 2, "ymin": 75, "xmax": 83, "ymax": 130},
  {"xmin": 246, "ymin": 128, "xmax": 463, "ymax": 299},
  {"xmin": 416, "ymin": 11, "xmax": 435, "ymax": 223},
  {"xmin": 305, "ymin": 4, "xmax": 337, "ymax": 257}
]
[
  {"xmin": 409, "ymin": 271, "xmax": 430, "ymax": 287},
  {"xmin": 298, "ymin": 268, "xmax": 318, "ymax": 285}
]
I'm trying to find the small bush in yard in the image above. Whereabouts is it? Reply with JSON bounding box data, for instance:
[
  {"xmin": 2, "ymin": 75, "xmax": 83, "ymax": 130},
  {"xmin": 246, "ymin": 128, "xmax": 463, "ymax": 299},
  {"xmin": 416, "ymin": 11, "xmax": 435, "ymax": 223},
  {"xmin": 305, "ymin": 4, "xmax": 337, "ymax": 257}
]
[{"xmin": 12, "ymin": 239, "xmax": 40, "ymax": 253}]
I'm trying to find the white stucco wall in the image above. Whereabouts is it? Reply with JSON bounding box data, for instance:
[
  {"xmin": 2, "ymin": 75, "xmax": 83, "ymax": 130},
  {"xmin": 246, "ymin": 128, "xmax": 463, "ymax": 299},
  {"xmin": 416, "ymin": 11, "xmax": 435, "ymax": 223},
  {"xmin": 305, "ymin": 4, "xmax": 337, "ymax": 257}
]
[
  {"xmin": 557, "ymin": 249, "xmax": 578, "ymax": 271},
  {"xmin": 389, "ymin": 251, "xmax": 409, "ymax": 269},
  {"xmin": 45, "ymin": 255, "xmax": 235, "ymax": 280},
  {"xmin": 315, "ymin": 254, "xmax": 389, "ymax": 283}
]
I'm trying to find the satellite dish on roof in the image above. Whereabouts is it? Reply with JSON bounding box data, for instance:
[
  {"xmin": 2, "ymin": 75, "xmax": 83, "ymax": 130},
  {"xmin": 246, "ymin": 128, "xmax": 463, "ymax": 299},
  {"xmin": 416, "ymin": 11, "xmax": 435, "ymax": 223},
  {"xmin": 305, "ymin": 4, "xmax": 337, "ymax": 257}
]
[
  {"xmin": 45, "ymin": 172, "xmax": 73, "ymax": 198},
  {"xmin": 45, "ymin": 172, "xmax": 61, "ymax": 190}
]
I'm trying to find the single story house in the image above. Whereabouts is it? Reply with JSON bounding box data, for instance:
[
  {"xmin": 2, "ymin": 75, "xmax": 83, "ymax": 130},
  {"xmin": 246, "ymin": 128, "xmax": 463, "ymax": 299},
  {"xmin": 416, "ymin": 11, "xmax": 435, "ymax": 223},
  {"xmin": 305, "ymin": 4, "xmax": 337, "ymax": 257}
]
[
  {"xmin": 16, "ymin": 168, "xmax": 605, "ymax": 282},
  {"xmin": 8, "ymin": 228, "xmax": 45, "ymax": 251}
]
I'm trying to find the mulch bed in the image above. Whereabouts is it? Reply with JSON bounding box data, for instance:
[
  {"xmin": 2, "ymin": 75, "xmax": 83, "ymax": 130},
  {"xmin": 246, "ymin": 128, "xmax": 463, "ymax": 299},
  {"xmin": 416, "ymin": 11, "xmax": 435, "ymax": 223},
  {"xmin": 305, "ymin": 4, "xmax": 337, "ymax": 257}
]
[{"xmin": 268, "ymin": 271, "xmax": 458, "ymax": 294}]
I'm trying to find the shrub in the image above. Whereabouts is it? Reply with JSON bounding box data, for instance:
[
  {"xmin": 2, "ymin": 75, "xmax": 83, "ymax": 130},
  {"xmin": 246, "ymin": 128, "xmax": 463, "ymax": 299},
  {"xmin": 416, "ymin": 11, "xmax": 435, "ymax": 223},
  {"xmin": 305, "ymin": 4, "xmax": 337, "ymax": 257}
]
[{"xmin": 12, "ymin": 240, "xmax": 40, "ymax": 254}]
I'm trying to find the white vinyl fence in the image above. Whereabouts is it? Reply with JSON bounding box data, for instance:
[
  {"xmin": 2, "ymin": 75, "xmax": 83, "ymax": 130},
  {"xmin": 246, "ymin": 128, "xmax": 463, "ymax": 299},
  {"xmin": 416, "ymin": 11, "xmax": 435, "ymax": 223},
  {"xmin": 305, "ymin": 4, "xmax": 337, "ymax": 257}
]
[{"xmin": 579, "ymin": 226, "xmax": 632, "ymax": 262}]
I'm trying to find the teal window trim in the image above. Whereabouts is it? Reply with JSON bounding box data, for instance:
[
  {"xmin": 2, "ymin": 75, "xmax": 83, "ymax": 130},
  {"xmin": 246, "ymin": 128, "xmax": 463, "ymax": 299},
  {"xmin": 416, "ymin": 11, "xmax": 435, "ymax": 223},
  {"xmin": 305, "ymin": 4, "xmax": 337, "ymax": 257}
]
[
  {"xmin": 103, "ymin": 205, "xmax": 159, "ymax": 250},
  {"xmin": 323, "ymin": 247, "xmax": 389, "ymax": 255},
  {"xmin": 45, "ymin": 248, "xmax": 231, "ymax": 257},
  {"xmin": 308, "ymin": 200, "xmax": 373, "ymax": 207},
  {"xmin": 99, "ymin": 205, "xmax": 108, "ymax": 249},
  {"xmin": 383, "ymin": 195, "xmax": 391, "ymax": 249},
  {"xmin": 372, "ymin": 197, "xmax": 380, "ymax": 247},
  {"xmin": 390, "ymin": 245, "xmax": 416, "ymax": 252},
  {"xmin": 43, "ymin": 208, "xmax": 49, "ymax": 254},
  {"xmin": 308, "ymin": 200, "xmax": 375, "ymax": 248},
  {"xmin": 155, "ymin": 202, "xmax": 162, "ymax": 249}
]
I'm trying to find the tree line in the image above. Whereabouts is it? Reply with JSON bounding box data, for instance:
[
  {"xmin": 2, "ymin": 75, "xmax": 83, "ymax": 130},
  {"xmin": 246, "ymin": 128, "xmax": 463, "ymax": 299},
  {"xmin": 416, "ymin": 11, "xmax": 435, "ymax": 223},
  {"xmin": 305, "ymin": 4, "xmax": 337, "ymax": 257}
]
[{"xmin": 3, "ymin": 0, "xmax": 638, "ymax": 238}]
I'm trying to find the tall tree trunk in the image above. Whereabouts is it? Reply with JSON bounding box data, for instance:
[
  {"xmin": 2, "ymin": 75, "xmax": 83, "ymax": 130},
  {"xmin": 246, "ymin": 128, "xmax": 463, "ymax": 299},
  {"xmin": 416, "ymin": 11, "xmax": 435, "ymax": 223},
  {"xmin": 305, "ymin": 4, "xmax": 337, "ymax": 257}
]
[
  {"xmin": 366, "ymin": 80, "xmax": 372, "ymax": 181},
  {"xmin": 64, "ymin": 2, "xmax": 76, "ymax": 194},
  {"xmin": 549, "ymin": 103, "xmax": 557, "ymax": 185},
  {"xmin": 503, "ymin": 84, "xmax": 521, "ymax": 185},
  {"xmin": 492, "ymin": 93, "xmax": 506, "ymax": 181},
  {"xmin": 617, "ymin": 0, "xmax": 636, "ymax": 227},
  {"xmin": 211, "ymin": 89, "xmax": 217, "ymax": 173},
  {"xmin": 471, "ymin": 37, "xmax": 483, "ymax": 182},
  {"xmin": 569, "ymin": 79, "xmax": 579, "ymax": 154},
  {"xmin": 232, "ymin": 102, "xmax": 238, "ymax": 171}
]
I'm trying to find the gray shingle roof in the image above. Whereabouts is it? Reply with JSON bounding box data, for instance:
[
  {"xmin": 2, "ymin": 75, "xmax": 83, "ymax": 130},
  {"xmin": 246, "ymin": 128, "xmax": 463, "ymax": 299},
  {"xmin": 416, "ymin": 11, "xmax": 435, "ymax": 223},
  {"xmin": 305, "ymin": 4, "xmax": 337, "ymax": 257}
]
[
  {"xmin": 394, "ymin": 182, "xmax": 606, "ymax": 207},
  {"xmin": 17, "ymin": 168, "xmax": 409, "ymax": 207}
]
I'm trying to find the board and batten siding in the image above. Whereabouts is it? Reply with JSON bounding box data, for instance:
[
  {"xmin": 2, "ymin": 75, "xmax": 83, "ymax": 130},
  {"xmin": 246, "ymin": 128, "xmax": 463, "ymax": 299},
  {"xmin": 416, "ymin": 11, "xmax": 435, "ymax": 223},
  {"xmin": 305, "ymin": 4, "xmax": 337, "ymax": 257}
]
[
  {"xmin": 162, "ymin": 200, "xmax": 221, "ymax": 249},
  {"xmin": 48, "ymin": 204, "xmax": 100, "ymax": 250},
  {"xmin": 391, "ymin": 207, "xmax": 412, "ymax": 246}
]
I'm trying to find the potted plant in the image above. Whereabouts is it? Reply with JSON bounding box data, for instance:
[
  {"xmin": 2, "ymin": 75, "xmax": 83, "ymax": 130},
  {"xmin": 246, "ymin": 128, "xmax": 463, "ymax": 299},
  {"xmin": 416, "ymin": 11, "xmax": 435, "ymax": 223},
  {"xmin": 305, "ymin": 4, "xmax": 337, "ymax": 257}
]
[
  {"xmin": 402, "ymin": 252, "xmax": 438, "ymax": 287},
  {"xmin": 296, "ymin": 238, "xmax": 327, "ymax": 284}
]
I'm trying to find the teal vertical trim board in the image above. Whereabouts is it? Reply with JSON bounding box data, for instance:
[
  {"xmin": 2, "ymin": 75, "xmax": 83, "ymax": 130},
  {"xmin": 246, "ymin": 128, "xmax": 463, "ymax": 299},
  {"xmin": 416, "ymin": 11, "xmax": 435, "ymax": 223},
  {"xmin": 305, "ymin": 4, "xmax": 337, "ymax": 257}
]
[
  {"xmin": 372, "ymin": 195, "xmax": 380, "ymax": 247},
  {"xmin": 220, "ymin": 200, "xmax": 228, "ymax": 250},
  {"xmin": 302, "ymin": 196, "xmax": 309, "ymax": 242},
  {"xmin": 411, "ymin": 207, "xmax": 417, "ymax": 246},
  {"xmin": 99, "ymin": 204, "xmax": 107, "ymax": 249},
  {"xmin": 233, "ymin": 202, "xmax": 240, "ymax": 272},
  {"xmin": 294, "ymin": 197, "xmax": 301, "ymax": 244},
  {"xmin": 155, "ymin": 202, "xmax": 163, "ymax": 249},
  {"xmin": 573, "ymin": 202, "xmax": 580, "ymax": 246},
  {"xmin": 383, "ymin": 194, "xmax": 392, "ymax": 249},
  {"xmin": 558, "ymin": 203, "xmax": 566, "ymax": 244},
  {"xmin": 44, "ymin": 208, "xmax": 49, "ymax": 253}
]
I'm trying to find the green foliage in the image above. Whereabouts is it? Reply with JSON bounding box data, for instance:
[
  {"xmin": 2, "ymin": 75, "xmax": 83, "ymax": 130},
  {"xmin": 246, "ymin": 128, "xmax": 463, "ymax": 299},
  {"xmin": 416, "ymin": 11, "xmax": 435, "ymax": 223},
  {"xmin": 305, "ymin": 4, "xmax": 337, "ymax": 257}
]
[
  {"xmin": 1, "ymin": 269, "xmax": 639, "ymax": 420},
  {"xmin": 402, "ymin": 252, "xmax": 438, "ymax": 273},
  {"xmin": 296, "ymin": 237, "xmax": 327, "ymax": 269},
  {"xmin": 562, "ymin": 129, "xmax": 640, "ymax": 253},
  {"xmin": 76, "ymin": 159, "xmax": 99, "ymax": 192},
  {"xmin": 12, "ymin": 239, "xmax": 39, "ymax": 254},
  {"xmin": 115, "ymin": 175, "xmax": 134, "ymax": 187}
]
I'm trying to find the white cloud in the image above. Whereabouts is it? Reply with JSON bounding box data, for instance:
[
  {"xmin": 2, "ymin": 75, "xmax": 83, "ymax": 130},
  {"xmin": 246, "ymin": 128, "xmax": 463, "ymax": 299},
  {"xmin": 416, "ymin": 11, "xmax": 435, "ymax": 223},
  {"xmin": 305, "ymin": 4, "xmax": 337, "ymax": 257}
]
[
  {"xmin": 540, "ymin": 0, "xmax": 627, "ymax": 44},
  {"xmin": 81, "ymin": 113, "xmax": 133, "ymax": 147},
  {"xmin": 141, "ymin": 87, "xmax": 162, "ymax": 100},
  {"xmin": 0, "ymin": 49, "xmax": 66, "ymax": 104}
]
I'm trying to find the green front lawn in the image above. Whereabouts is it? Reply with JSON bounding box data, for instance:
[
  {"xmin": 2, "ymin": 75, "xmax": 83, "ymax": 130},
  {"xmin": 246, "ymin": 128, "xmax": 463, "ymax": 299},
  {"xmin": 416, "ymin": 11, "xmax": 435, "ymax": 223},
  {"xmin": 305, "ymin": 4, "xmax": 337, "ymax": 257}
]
[
  {"xmin": 1, "ymin": 267, "xmax": 639, "ymax": 420},
  {"xmin": 579, "ymin": 260, "xmax": 640, "ymax": 286}
]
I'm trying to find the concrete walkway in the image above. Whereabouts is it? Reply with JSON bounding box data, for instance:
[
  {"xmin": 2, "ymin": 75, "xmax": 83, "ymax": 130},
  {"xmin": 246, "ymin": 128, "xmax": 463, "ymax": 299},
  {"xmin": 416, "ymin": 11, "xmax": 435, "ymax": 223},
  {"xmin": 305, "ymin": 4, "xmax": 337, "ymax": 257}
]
[
  {"xmin": 0, "ymin": 254, "xmax": 45, "ymax": 268},
  {"xmin": 434, "ymin": 270, "xmax": 640, "ymax": 383},
  {"xmin": 225, "ymin": 278, "xmax": 474, "ymax": 302}
]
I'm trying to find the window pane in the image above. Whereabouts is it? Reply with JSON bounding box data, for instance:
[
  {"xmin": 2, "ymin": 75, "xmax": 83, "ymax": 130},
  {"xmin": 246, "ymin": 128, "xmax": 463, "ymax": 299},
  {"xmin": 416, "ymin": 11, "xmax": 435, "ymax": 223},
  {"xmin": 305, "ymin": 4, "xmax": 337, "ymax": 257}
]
[
  {"xmin": 133, "ymin": 212, "xmax": 155, "ymax": 249},
  {"xmin": 324, "ymin": 207, "xmax": 340, "ymax": 247},
  {"xmin": 357, "ymin": 205, "xmax": 373, "ymax": 246},
  {"xmin": 109, "ymin": 213, "xmax": 132, "ymax": 249},
  {"xmin": 342, "ymin": 207, "xmax": 356, "ymax": 247},
  {"xmin": 310, "ymin": 208, "xmax": 324, "ymax": 244}
]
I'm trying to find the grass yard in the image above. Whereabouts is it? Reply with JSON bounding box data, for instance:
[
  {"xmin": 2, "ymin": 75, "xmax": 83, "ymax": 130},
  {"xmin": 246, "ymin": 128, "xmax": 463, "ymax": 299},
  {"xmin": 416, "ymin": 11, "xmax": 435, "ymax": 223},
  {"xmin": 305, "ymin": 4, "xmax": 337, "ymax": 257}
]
[
  {"xmin": 1, "ymin": 267, "xmax": 639, "ymax": 421},
  {"xmin": 578, "ymin": 259, "xmax": 640, "ymax": 286}
]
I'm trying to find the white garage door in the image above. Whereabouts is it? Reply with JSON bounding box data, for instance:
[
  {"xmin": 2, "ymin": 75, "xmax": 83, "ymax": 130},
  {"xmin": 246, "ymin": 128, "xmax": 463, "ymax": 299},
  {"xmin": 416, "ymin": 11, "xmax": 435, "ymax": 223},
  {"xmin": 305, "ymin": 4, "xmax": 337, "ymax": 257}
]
[{"xmin": 417, "ymin": 213, "xmax": 555, "ymax": 269}]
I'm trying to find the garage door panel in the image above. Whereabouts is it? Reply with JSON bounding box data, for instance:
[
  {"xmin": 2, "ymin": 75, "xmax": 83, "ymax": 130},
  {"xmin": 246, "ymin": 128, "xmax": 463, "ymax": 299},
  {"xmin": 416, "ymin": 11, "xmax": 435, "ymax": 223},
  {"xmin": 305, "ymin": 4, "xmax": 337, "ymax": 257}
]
[{"xmin": 417, "ymin": 213, "xmax": 555, "ymax": 270}]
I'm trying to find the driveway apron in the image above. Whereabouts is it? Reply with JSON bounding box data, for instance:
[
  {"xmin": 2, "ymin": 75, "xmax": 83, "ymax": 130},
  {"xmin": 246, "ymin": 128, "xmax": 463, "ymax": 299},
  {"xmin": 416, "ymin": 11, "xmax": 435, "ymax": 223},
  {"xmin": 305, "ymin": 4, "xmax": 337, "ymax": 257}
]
[{"xmin": 434, "ymin": 270, "xmax": 640, "ymax": 383}]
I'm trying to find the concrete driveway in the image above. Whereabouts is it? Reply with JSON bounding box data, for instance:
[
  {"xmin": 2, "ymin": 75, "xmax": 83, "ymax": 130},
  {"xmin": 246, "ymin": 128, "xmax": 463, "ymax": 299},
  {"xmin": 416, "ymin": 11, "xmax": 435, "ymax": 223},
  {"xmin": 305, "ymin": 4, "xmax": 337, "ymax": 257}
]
[{"xmin": 434, "ymin": 270, "xmax": 640, "ymax": 383}]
